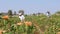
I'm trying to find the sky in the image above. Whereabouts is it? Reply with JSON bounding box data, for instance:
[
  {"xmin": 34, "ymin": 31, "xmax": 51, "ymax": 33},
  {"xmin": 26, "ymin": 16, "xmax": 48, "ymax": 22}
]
[{"xmin": 0, "ymin": 0, "xmax": 60, "ymax": 14}]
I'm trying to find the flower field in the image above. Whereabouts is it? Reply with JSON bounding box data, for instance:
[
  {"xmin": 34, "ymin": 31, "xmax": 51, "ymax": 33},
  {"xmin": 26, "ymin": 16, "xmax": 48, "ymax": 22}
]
[{"xmin": 0, "ymin": 14, "xmax": 60, "ymax": 34}]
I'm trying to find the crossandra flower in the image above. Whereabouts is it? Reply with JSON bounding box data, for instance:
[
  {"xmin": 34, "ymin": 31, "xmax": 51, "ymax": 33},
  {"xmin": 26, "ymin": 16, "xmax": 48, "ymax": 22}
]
[
  {"xmin": 0, "ymin": 30, "xmax": 6, "ymax": 34},
  {"xmin": 0, "ymin": 30, "xmax": 3, "ymax": 34},
  {"xmin": 2, "ymin": 15, "xmax": 9, "ymax": 20},
  {"xmin": 24, "ymin": 21, "xmax": 32, "ymax": 26},
  {"xmin": 57, "ymin": 32, "xmax": 60, "ymax": 34},
  {"xmin": 16, "ymin": 22, "xmax": 22, "ymax": 26}
]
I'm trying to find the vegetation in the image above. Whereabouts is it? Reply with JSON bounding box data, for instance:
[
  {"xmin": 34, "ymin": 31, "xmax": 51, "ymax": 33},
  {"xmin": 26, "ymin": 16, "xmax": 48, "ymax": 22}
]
[{"xmin": 0, "ymin": 11, "xmax": 60, "ymax": 34}]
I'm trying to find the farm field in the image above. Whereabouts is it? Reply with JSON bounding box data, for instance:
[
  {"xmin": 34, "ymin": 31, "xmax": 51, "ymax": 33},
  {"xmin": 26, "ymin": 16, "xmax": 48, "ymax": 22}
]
[
  {"xmin": 0, "ymin": 14, "xmax": 60, "ymax": 34},
  {"xmin": 0, "ymin": 0, "xmax": 60, "ymax": 34}
]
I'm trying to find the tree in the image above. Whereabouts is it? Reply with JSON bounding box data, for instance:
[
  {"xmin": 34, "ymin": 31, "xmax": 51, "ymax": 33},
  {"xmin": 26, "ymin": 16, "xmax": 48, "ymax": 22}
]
[
  {"xmin": 56, "ymin": 11, "xmax": 60, "ymax": 14},
  {"xmin": 14, "ymin": 11, "xmax": 16, "ymax": 15},
  {"xmin": 33, "ymin": 13, "xmax": 36, "ymax": 16},
  {"xmin": 37, "ymin": 13, "xmax": 41, "ymax": 16},
  {"xmin": 8, "ymin": 10, "xmax": 13, "ymax": 16},
  {"xmin": 0, "ymin": 13, "xmax": 2, "ymax": 15},
  {"xmin": 55, "ymin": 11, "xmax": 60, "ymax": 16}
]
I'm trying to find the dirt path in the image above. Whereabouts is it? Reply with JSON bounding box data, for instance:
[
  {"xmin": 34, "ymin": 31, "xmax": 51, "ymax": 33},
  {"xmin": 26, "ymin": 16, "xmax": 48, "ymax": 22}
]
[{"xmin": 33, "ymin": 22, "xmax": 44, "ymax": 34}]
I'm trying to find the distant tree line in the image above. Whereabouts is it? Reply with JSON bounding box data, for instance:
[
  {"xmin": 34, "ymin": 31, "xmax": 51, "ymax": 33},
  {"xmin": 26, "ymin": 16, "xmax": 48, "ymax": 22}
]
[
  {"xmin": 0, "ymin": 10, "xmax": 60, "ymax": 16},
  {"xmin": 0, "ymin": 10, "xmax": 25, "ymax": 16}
]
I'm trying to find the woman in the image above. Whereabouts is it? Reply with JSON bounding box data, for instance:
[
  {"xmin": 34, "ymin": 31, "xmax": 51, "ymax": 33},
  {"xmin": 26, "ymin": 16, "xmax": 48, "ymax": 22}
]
[
  {"xmin": 19, "ymin": 12, "xmax": 25, "ymax": 22},
  {"xmin": 46, "ymin": 11, "xmax": 50, "ymax": 17}
]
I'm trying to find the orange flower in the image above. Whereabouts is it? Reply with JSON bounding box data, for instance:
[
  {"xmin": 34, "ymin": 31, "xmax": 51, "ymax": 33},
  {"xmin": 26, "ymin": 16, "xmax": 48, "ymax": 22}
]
[
  {"xmin": 2, "ymin": 15, "xmax": 9, "ymax": 20},
  {"xmin": 24, "ymin": 21, "xmax": 32, "ymax": 26},
  {"xmin": 0, "ymin": 30, "xmax": 6, "ymax": 34},
  {"xmin": 0, "ymin": 30, "xmax": 3, "ymax": 34},
  {"xmin": 57, "ymin": 32, "xmax": 60, "ymax": 34},
  {"xmin": 16, "ymin": 22, "xmax": 22, "ymax": 26}
]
